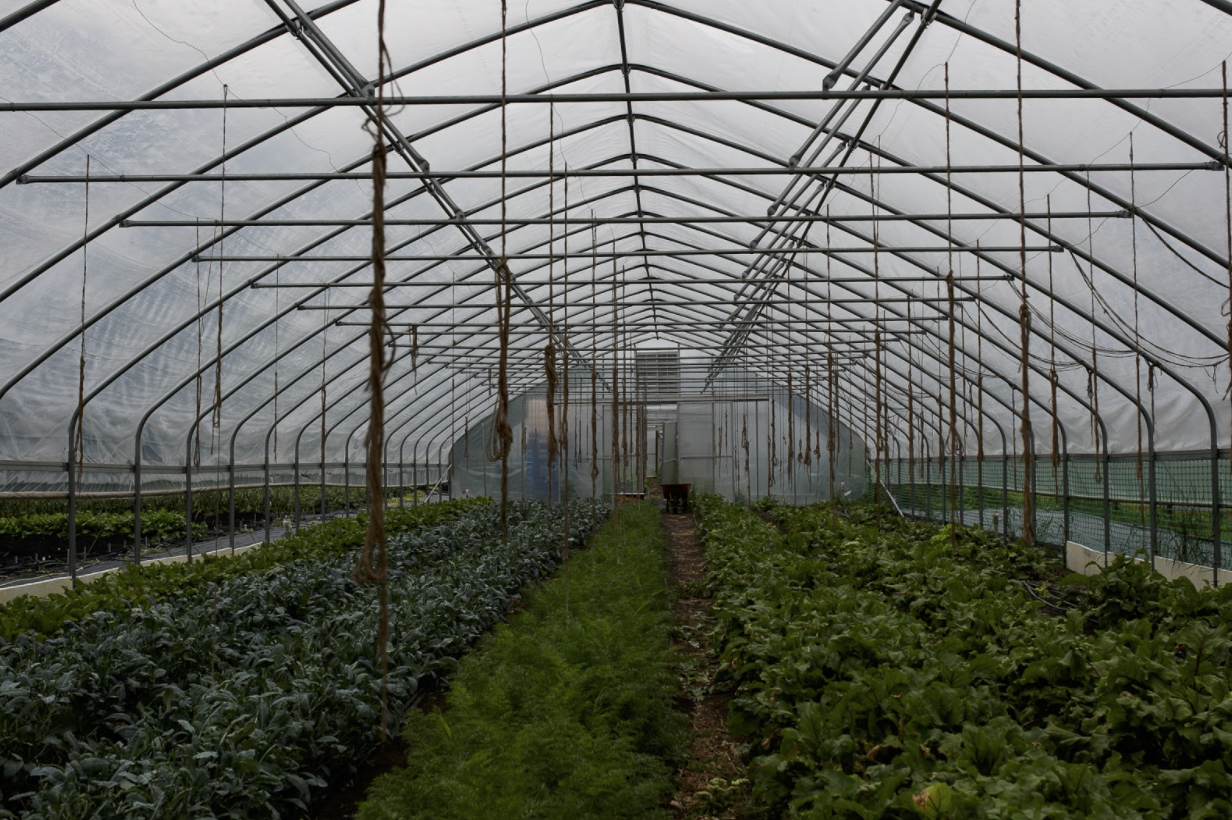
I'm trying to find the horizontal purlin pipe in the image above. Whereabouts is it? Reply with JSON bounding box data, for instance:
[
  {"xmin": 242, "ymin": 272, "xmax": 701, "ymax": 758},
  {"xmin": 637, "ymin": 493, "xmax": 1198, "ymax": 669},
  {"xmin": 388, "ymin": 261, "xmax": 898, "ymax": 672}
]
[
  {"xmin": 2, "ymin": 87, "xmax": 1229, "ymax": 111},
  {"xmin": 303, "ymin": 296, "xmax": 973, "ymax": 310},
  {"xmin": 24, "ymin": 163, "xmax": 1217, "ymax": 183},
  {"xmin": 121, "ymin": 211, "xmax": 1126, "ymax": 227},
  {"xmin": 203, "ymin": 247, "xmax": 1058, "ymax": 262},
  {"xmin": 348, "ymin": 321, "xmax": 936, "ymax": 328},
  {"xmin": 258, "ymin": 274, "xmax": 1012, "ymax": 288}
]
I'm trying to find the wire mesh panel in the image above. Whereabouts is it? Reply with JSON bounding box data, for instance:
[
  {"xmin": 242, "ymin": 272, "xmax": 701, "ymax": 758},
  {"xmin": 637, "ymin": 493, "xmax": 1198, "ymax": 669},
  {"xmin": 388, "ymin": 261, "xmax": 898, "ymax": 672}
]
[{"xmin": 885, "ymin": 450, "xmax": 1232, "ymax": 584}]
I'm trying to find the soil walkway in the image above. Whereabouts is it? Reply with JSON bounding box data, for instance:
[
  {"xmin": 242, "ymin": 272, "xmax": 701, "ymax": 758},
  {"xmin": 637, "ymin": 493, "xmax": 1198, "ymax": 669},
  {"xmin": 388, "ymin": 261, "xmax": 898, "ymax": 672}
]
[{"xmin": 663, "ymin": 511, "xmax": 755, "ymax": 820}]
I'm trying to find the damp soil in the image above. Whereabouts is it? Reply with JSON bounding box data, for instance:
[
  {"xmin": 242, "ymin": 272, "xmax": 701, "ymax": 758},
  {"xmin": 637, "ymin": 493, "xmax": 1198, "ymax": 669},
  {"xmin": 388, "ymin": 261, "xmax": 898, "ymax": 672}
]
[{"xmin": 663, "ymin": 510, "xmax": 760, "ymax": 820}]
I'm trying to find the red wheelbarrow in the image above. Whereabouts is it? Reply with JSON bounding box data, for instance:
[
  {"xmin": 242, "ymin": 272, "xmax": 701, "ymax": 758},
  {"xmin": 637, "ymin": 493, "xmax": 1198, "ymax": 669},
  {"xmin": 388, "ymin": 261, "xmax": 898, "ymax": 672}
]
[{"xmin": 660, "ymin": 482, "xmax": 691, "ymax": 514}]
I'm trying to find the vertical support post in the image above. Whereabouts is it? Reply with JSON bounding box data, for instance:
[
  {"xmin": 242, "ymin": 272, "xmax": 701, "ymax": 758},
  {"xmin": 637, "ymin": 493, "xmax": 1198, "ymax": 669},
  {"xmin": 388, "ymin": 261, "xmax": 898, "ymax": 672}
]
[
  {"xmin": 399, "ymin": 460, "xmax": 405, "ymax": 509},
  {"xmin": 1102, "ymin": 429, "xmax": 1112, "ymax": 563},
  {"xmin": 344, "ymin": 443, "xmax": 351, "ymax": 518},
  {"xmin": 1213, "ymin": 445, "xmax": 1221, "ymax": 588},
  {"xmin": 1148, "ymin": 428, "xmax": 1158, "ymax": 569},
  {"xmin": 263, "ymin": 451, "xmax": 271, "ymax": 543},
  {"xmin": 321, "ymin": 459, "xmax": 327, "ymax": 518},
  {"xmin": 977, "ymin": 449, "xmax": 984, "ymax": 531},
  {"xmin": 293, "ymin": 452, "xmax": 301, "ymax": 528},
  {"xmin": 133, "ymin": 460, "xmax": 143, "ymax": 565},
  {"xmin": 1001, "ymin": 451, "xmax": 1009, "ymax": 540},
  {"xmin": 185, "ymin": 460, "xmax": 194, "ymax": 563},
  {"xmin": 67, "ymin": 457, "xmax": 78, "ymax": 585},
  {"xmin": 958, "ymin": 453, "xmax": 965, "ymax": 528},
  {"xmin": 908, "ymin": 446, "xmax": 915, "ymax": 515},
  {"xmin": 228, "ymin": 459, "xmax": 236, "ymax": 554},
  {"xmin": 1062, "ymin": 446, "xmax": 1071, "ymax": 546},
  {"xmin": 940, "ymin": 443, "xmax": 948, "ymax": 523},
  {"xmin": 1030, "ymin": 429, "xmax": 1039, "ymax": 543}
]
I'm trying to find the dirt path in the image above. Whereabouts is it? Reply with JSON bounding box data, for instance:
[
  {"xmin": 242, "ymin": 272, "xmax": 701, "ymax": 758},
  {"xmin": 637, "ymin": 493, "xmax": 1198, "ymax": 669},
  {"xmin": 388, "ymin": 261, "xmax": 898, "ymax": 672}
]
[{"xmin": 663, "ymin": 512, "xmax": 756, "ymax": 820}]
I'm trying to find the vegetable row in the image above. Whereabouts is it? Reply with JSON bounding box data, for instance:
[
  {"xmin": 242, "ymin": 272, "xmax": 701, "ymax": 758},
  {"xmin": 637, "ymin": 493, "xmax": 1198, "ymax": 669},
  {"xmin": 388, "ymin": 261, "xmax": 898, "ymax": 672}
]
[
  {"xmin": 358, "ymin": 500, "xmax": 681, "ymax": 820},
  {"xmin": 695, "ymin": 497, "xmax": 1232, "ymax": 820},
  {"xmin": 0, "ymin": 499, "xmax": 485, "ymax": 642},
  {"xmin": 0, "ymin": 499, "xmax": 606, "ymax": 820}
]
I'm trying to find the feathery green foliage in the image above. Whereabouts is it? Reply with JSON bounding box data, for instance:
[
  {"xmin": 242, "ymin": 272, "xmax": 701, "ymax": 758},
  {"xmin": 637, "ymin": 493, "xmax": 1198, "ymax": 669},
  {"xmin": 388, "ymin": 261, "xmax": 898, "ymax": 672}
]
[{"xmin": 358, "ymin": 501, "xmax": 683, "ymax": 820}]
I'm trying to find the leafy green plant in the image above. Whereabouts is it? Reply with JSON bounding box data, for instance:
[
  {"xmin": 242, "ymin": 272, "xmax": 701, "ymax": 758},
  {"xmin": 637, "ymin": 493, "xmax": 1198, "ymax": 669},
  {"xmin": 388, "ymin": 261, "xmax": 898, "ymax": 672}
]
[
  {"xmin": 0, "ymin": 509, "xmax": 201, "ymax": 545},
  {"xmin": 358, "ymin": 501, "xmax": 682, "ymax": 820},
  {"xmin": 0, "ymin": 499, "xmax": 487, "ymax": 643},
  {"xmin": 693, "ymin": 495, "xmax": 1232, "ymax": 820},
  {"xmin": 0, "ymin": 499, "xmax": 607, "ymax": 820}
]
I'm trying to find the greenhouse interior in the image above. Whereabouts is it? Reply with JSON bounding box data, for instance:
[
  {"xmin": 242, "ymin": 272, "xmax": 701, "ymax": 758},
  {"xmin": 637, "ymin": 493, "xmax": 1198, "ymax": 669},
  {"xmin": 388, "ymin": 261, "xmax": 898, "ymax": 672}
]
[{"xmin": 4, "ymin": 0, "xmax": 1232, "ymax": 817}]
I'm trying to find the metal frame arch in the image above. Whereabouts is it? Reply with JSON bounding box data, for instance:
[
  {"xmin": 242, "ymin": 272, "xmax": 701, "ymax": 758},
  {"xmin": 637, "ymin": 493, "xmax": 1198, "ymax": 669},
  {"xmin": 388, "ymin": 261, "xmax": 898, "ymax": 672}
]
[
  {"xmin": 2, "ymin": 0, "xmax": 1222, "ymax": 524},
  {"xmin": 6, "ymin": 3, "xmax": 1227, "ymax": 389},
  {"xmin": 0, "ymin": 67, "xmax": 633, "ymax": 407},
  {"xmin": 600, "ymin": 128, "xmax": 1203, "ymax": 467},
  {"xmin": 81, "ymin": 148, "xmax": 643, "ymax": 472},
  {"xmin": 625, "ymin": 1, "xmax": 1232, "ymax": 274}
]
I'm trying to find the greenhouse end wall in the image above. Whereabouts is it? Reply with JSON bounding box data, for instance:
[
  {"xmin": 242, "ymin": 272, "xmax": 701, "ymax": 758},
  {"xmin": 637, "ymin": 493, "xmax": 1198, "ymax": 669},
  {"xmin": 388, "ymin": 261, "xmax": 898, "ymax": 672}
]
[{"xmin": 450, "ymin": 387, "xmax": 869, "ymax": 504}]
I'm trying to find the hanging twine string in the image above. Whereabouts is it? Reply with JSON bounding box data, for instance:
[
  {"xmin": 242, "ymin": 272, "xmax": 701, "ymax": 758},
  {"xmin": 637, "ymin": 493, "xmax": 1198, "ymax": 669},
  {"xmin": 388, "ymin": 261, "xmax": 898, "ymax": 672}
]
[
  {"xmin": 561, "ymin": 168, "xmax": 571, "ymax": 608},
  {"xmin": 768, "ymin": 350, "xmax": 776, "ymax": 490},
  {"xmin": 907, "ymin": 297, "xmax": 916, "ymax": 479},
  {"xmin": 213, "ymin": 84, "xmax": 229, "ymax": 433},
  {"xmin": 945, "ymin": 65, "xmax": 959, "ymax": 535},
  {"xmin": 486, "ymin": 263, "xmax": 514, "ymax": 531},
  {"xmin": 74, "ymin": 155, "xmax": 91, "ymax": 482},
  {"xmin": 641, "ymin": 383, "xmax": 648, "ymax": 485},
  {"xmin": 1130, "ymin": 134, "xmax": 1144, "ymax": 491},
  {"xmin": 273, "ymin": 265, "xmax": 279, "ymax": 461},
  {"xmin": 827, "ymin": 348, "xmax": 836, "ymax": 499},
  {"xmin": 803, "ymin": 246, "xmax": 812, "ymax": 474},
  {"xmin": 1223, "ymin": 62, "xmax": 1231, "ymax": 474},
  {"xmin": 741, "ymin": 409, "xmax": 750, "ymax": 501},
  {"xmin": 1091, "ymin": 352, "xmax": 1102, "ymax": 483},
  {"xmin": 545, "ymin": 107, "xmax": 558, "ymax": 479},
  {"xmin": 787, "ymin": 371, "xmax": 795, "ymax": 473},
  {"xmin": 611, "ymin": 253, "xmax": 620, "ymax": 502},
  {"xmin": 320, "ymin": 290, "xmax": 328, "ymax": 489},
  {"xmin": 1015, "ymin": 0, "xmax": 1036, "ymax": 547},
  {"xmin": 561, "ymin": 167, "xmax": 570, "ymax": 471},
  {"xmin": 976, "ymin": 249, "xmax": 985, "ymax": 483},
  {"xmin": 1047, "ymin": 196, "xmax": 1060, "ymax": 472},
  {"xmin": 803, "ymin": 364, "xmax": 812, "ymax": 468},
  {"xmin": 590, "ymin": 221, "xmax": 599, "ymax": 502},
  {"xmin": 870, "ymin": 156, "xmax": 883, "ymax": 506},
  {"xmin": 947, "ymin": 272, "xmax": 959, "ymax": 533},
  {"xmin": 1148, "ymin": 363, "xmax": 1157, "ymax": 450},
  {"xmin": 937, "ymin": 340, "xmax": 945, "ymax": 493},
  {"xmin": 195, "ymin": 221, "xmax": 205, "ymax": 468},
  {"xmin": 821, "ymin": 208, "xmax": 832, "ymax": 470},
  {"xmin": 486, "ymin": 0, "xmax": 514, "ymax": 541},
  {"xmin": 1087, "ymin": 173, "xmax": 1101, "ymax": 483},
  {"xmin": 410, "ymin": 325, "xmax": 419, "ymax": 374},
  {"xmin": 786, "ymin": 248, "xmax": 795, "ymax": 483},
  {"xmin": 622, "ymin": 287, "xmax": 630, "ymax": 474},
  {"xmin": 353, "ymin": 0, "xmax": 397, "ymax": 739}
]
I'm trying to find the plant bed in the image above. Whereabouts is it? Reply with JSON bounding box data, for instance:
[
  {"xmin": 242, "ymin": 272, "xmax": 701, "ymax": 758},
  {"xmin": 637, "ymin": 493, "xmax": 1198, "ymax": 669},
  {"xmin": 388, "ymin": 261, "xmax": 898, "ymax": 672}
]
[
  {"xmin": 0, "ymin": 499, "xmax": 487, "ymax": 642},
  {"xmin": 694, "ymin": 496, "xmax": 1232, "ymax": 820},
  {"xmin": 0, "ymin": 510, "xmax": 205, "ymax": 573},
  {"xmin": 356, "ymin": 501, "xmax": 683, "ymax": 820},
  {"xmin": 0, "ymin": 499, "xmax": 605, "ymax": 820}
]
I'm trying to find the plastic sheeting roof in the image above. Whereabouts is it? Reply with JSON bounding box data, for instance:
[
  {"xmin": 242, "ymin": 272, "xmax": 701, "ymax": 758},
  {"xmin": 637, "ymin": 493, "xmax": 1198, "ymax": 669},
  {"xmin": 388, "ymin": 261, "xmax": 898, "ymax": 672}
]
[{"xmin": 2, "ymin": 0, "xmax": 1232, "ymax": 470}]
